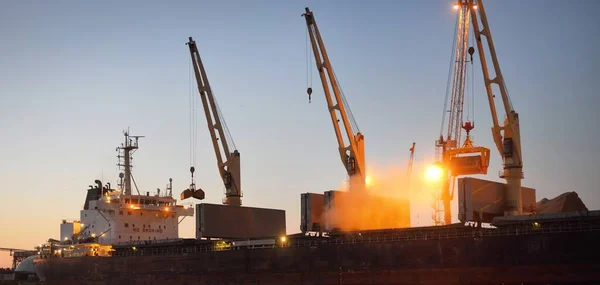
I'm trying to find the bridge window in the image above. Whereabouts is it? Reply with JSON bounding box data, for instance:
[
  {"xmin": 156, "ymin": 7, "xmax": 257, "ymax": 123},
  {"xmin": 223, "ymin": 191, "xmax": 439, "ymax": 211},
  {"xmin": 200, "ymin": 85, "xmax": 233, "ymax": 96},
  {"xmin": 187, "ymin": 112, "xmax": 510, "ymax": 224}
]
[{"xmin": 125, "ymin": 223, "xmax": 129, "ymax": 228}]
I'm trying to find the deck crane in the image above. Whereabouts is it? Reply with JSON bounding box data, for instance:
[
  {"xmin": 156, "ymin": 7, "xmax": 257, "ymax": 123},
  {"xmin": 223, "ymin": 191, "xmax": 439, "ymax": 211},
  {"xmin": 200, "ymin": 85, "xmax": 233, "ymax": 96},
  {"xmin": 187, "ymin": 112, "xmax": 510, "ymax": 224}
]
[
  {"xmin": 468, "ymin": 0, "xmax": 523, "ymax": 216},
  {"xmin": 433, "ymin": 0, "xmax": 525, "ymax": 224},
  {"xmin": 180, "ymin": 37, "xmax": 242, "ymax": 206},
  {"xmin": 433, "ymin": 0, "xmax": 492, "ymax": 225},
  {"xmin": 302, "ymin": 7, "xmax": 366, "ymax": 191}
]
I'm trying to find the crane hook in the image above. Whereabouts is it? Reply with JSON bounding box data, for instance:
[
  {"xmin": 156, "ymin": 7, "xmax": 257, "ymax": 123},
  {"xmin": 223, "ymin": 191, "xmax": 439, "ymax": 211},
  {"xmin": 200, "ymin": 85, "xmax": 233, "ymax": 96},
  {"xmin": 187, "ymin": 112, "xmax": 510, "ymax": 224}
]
[
  {"xmin": 468, "ymin": 47, "xmax": 475, "ymax": 63},
  {"xmin": 307, "ymin": 87, "xmax": 312, "ymax": 103}
]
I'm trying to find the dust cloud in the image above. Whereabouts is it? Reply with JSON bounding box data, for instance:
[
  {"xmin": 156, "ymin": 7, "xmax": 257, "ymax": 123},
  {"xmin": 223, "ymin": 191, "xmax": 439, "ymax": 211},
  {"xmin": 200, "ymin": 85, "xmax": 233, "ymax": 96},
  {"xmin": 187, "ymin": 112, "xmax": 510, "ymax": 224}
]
[{"xmin": 324, "ymin": 162, "xmax": 439, "ymax": 231}]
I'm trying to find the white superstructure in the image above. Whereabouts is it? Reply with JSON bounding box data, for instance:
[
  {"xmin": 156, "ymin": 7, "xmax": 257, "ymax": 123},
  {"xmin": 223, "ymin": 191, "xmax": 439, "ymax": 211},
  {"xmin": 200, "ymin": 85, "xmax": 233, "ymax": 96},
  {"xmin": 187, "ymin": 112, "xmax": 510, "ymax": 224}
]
[
  {"xmin": 60, "ymin": 131, "xmax": 193, "ymax": 246},
  {"xmin": 78, "ymin": 190, "xmax": 193, "ymax": 244}
]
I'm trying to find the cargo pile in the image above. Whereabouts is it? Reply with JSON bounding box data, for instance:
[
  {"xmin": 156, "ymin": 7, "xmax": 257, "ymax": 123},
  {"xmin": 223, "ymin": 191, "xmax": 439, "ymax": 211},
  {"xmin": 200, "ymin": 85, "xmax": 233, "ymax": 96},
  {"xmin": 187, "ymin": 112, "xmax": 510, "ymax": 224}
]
[{"xmin": 536, "ymin": 192, "xmax": 588, "ymax": 214}]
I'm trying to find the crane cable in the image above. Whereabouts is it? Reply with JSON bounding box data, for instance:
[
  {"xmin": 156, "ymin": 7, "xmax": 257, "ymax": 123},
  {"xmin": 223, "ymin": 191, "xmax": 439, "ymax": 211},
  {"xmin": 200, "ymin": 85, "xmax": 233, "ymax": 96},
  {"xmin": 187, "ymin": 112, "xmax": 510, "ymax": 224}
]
[
  {"xmin": 335, "ymin": 73, "xmax": 360, "ymax": 135},
  {"xmin": 439, "ymin": 14, "xmax": 460, "ymax": 137},
  {"xmin": 470, "ymin": 23, "xmax": 475, "ymax": 125},
  {"xmin": 305, "ymin": 25, "xmax": 359, "ymax": 136},
  {"xmin": 212, "ymin": 88, "xmax": 237, "ymax": 152},
  {"xmin": 306, "ymin": 27, "xmax": 313, "ymax": 102},
  {"xmin": 189, "ymin": 55, "xmax": 199, "ymax": 170},
  {"xmin": 464, "ymin": 19, "xmax": 472, "ymax": 124}
]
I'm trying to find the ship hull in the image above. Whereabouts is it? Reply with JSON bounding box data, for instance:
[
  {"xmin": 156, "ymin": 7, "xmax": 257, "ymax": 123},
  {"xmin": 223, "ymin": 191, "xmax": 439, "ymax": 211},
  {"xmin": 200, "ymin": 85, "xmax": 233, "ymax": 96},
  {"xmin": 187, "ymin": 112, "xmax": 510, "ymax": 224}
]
[{"xmin": 34, "ymin": 230, "xmax": 600, "ymax": 284}]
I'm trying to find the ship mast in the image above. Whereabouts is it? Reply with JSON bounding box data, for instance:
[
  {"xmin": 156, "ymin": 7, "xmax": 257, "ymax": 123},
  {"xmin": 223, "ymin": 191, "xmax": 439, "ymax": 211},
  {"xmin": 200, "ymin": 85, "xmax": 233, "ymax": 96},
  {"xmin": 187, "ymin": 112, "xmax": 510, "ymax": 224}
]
[{"xmin": 117, "ymin": 130, "xmax": 144, "ymax": 195}]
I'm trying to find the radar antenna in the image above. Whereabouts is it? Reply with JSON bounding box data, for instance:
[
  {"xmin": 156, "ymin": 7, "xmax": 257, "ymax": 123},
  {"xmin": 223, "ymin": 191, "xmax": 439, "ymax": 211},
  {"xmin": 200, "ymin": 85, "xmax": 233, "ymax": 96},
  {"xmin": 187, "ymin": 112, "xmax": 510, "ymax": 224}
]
[{"xmin": 116, "ymin": 129, "xmax": 144, "ymax": 195}]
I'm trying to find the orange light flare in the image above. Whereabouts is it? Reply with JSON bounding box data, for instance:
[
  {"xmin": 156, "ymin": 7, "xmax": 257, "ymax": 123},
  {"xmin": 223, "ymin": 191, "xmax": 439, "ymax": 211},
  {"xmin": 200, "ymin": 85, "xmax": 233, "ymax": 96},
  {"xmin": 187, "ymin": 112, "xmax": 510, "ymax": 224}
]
[
  {"xmin": 424, "ymin": 163, "xmax": 445, "ymax": 184},
  {"xmin": 330, "ymin": 163, "xmax": 432, "ymax": 231},
  {"xmin": 453, "ymin": 3, "xmax": 477, "ymax": 10},
  {"xmin": 326, "ymin": 159, "xmax": 454, "ymax": 230},
  {"xmin": 365, "ymin": 175, "xmax": 373, "ymax": 188}
]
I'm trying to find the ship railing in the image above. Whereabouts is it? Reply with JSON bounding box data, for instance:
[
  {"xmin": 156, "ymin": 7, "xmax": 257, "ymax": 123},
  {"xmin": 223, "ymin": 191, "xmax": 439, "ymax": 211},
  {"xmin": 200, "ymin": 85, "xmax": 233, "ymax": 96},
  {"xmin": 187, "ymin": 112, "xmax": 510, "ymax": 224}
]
[{"xmin": 108, "ymin": 220, "xmax": 600, "ymax": 258}]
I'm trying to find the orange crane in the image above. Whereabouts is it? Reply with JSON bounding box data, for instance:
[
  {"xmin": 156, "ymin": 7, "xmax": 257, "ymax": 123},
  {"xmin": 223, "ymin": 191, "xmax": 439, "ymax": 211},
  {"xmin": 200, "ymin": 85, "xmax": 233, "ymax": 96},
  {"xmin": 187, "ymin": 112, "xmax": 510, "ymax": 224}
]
[
  {"xmin": 180, "ymin": 37, "xmax": 242, "ymax": 206},
  {"xmin": 302, "ymin": 7, "xmax": 366, "ymax": 191},
  {"xmin": 431, "ymin": 0, "xmax": 525, "ymax": 224},
  {"xmin": 432, "ymin": 0, "xmax": 492, "ymax": 225}
]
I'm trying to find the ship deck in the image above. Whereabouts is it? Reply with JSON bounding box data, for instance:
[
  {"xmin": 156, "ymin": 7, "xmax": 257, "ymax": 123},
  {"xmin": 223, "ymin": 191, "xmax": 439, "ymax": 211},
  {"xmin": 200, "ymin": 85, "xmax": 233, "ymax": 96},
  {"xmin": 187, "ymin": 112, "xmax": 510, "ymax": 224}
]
[{"xmin": 34, "ymin": 212, "xmax": 600, "ymax": 284}]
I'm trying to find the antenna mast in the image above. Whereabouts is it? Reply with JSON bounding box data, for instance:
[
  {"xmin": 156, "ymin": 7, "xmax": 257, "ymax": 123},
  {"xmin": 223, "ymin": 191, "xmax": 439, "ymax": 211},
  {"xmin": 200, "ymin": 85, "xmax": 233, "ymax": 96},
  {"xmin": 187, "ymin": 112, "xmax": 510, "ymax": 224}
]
[{"xmin": 117, "ymin": 130, "xmax": 144, "ymax": 195}]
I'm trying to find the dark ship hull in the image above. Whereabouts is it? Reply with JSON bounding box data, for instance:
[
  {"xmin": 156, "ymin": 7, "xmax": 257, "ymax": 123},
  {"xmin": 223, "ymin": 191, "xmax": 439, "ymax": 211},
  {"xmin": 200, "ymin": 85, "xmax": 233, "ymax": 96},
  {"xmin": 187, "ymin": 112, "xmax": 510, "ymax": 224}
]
[{"xmin": 34, "ymin": 217, "xmax": 600, "ymax": 285}]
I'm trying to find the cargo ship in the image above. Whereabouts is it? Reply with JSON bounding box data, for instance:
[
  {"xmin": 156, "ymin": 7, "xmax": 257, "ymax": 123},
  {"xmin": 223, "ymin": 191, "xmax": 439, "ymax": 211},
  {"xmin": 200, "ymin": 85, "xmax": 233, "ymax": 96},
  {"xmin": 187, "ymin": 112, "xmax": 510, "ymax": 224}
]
[
  {"xmin": 23, "ymin": 131, "xmax": 600, "ymax": 284},
  {"xmin": 19, "ymin": 2, "xmax": 600, "ymax": 284},
  {"xmin": 32, "ymin": 212, "xmax": 600, "ymax": 284}
]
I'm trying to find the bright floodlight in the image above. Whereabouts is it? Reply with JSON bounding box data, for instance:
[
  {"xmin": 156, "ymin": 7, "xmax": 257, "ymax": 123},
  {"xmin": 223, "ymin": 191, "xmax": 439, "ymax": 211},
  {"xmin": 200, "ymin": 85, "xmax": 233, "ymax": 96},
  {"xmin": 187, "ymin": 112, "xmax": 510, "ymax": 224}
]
[
  {"xmin": 453, "ymin": 4, "xmax": 459, "ymax": 10},
  {"xmin": 425, "ymin": 164, "xmax": 444, "ymax": 182},
  {"xmin": 365, "ymin": 175, "xmax": 372, "ymax": 186}
]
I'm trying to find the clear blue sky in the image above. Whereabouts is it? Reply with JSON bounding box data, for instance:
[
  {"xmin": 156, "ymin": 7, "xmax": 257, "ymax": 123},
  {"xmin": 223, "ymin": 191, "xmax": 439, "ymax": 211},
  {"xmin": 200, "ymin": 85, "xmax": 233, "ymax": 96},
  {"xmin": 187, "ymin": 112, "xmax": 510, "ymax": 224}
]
[{"xmin": 1, "ymin": 0, "xmax": 599, "ymax": 267}]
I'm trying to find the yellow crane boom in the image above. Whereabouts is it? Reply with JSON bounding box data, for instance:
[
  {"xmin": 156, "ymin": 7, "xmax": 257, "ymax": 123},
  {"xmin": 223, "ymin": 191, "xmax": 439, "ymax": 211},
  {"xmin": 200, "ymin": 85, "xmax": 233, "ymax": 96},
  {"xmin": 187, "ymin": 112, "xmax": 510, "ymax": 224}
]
[
  {"xmin": 181, "ymin": 37, "xmax": 242, "ymax": 206},
  {"xmin": 302, "ymin": 7, "xmax": 366, "ymax": 191},
  {"xmin": 468, "ymin": 0, "xmax": 523, "ymax": 216}
]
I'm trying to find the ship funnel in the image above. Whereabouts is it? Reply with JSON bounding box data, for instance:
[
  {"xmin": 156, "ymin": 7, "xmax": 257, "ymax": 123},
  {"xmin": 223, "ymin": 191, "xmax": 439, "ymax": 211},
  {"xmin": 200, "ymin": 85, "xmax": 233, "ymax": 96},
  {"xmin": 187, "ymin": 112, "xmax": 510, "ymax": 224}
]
[{"xmin": 95, "ymin": 180, "xmax": 102, "ymax": 189}]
